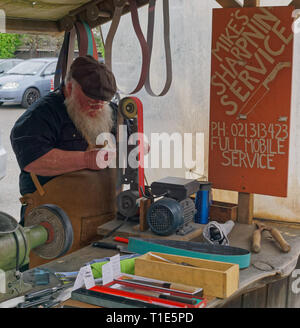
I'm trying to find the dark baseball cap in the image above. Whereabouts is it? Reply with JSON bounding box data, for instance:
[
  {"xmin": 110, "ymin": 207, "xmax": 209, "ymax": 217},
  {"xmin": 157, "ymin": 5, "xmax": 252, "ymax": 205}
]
[{"xmin": 69, "ymin": 55, "xmax": 117, "ymax": 101}]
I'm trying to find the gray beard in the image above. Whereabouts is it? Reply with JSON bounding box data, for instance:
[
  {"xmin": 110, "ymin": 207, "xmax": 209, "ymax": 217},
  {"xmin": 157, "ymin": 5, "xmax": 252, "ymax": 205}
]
[{"xmin": 65, "ymin": 96, "xmax": 113, "ymax": 148}]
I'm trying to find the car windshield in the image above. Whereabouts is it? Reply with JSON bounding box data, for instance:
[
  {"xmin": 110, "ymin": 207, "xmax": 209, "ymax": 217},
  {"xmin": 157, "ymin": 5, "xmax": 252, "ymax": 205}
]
[
  {"xmin": 7, "ymin": 61, "xmax": 46, "ymax": 75},
  {"xmin": 0, "ymin": 61, "xmax": 12, "ymax": 73}
]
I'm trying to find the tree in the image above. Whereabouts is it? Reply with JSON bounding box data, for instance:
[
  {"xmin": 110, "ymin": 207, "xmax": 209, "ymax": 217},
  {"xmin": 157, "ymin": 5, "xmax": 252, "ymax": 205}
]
[
  {"xmin": 18, "ymin": 34, "xmax": 64, "ymax": 57},
  {"xmin": 0, "ymin": 33, "xmax": 21, "ymax": 58}
]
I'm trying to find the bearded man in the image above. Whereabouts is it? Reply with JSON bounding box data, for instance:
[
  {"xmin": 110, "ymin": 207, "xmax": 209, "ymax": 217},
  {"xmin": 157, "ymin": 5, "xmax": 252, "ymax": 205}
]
[{"xmin": 10, "ymin": 55, "xmax": 120, "ymax": 267}]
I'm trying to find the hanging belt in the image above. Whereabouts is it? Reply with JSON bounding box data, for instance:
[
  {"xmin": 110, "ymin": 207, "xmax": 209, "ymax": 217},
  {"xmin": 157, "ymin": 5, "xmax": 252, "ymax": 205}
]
[
  {"xmin": 145, "ymin": 0, "xmax": 172, "ymax": 97},
  {"xmin": 132, "ymin": 97, "xmax": 145, "ymax": 196},
  {"xmin": 75, "ymin": 20, "xmax": 99, "ymax": 60},
  {"xmin": 104, "ymin": 0, "xmax": 126, "ymax": 71},
  {"xmin": 75, "ymin": 21, "xmax": 89, "ymax": 56},
  {"xmin": 104, "ymin": 0, "xmax": 150, "ymax": 94},
  {"xmin": 54, "ymin": 31, "xmax": 70, "ymax": 89},
  {"xmin": 127, "ymin": 0, "xmax": 150, "ymax": 94},
  {"xmin": 66, "ymin": 27, "xmax": 76, "ymax": 76},
  {"xmin": 105, "ymin": 0, "xmax": 172, "ymax": 96}
]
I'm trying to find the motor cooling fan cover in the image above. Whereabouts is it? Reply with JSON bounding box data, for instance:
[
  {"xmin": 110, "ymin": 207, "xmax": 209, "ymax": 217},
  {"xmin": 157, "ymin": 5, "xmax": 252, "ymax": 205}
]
[
  {"xmin": 146, "ymin": 198, "xmax": 184, "ymax": 236},
  {"xmin": 117, "ymin": 190, "xmax": 139, "ymax": 218}
]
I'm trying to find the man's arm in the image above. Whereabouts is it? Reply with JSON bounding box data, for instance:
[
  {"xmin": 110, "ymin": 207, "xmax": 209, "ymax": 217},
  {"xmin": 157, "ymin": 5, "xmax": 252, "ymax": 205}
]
[{"xmin": 24, "ymin": 148, "xmax": 109, "ymax": 176}]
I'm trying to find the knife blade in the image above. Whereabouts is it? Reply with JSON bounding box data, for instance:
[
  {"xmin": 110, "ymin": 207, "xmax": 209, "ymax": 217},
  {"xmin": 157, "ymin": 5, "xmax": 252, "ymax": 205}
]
[{"xmin": 92, "ymin": 241, "xmax": 135, "ymax": 254}]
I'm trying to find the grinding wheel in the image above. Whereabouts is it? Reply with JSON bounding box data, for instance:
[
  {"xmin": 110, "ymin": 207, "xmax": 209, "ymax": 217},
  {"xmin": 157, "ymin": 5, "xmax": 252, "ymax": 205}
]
[
  {"xmin": 117, "ymin": 190, "xmax": 139, "ymax": 218},
  {"xmin": 0, "ymin": 212, "xmax": 18, "ymax": 235},
  {"xmin": 119, "ymin": 97, "xmax": 138, "ymax": 119},
  {"xmin": 25, "ymin": 204, "xmax": 73, "ymax": 259}
]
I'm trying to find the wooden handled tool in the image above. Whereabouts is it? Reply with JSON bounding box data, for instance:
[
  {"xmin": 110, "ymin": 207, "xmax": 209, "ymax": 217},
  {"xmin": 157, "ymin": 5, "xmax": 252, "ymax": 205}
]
[
  {"xmin": 269, "ymin": 227, "xmax": 291, "ymax": 253},
  {"xmin": 252, "ymin": 222, "xmax": 291, "ymax": 253},
  {"xmin": 252, "ymin": 228, "xmax": 262, "ymax": 253}
]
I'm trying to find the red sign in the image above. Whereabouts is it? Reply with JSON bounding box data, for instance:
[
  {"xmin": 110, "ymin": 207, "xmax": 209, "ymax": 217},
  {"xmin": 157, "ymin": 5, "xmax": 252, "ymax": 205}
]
[{"xmin": 209, "ymin": 6, "xmax": 294, "ymax": 197}]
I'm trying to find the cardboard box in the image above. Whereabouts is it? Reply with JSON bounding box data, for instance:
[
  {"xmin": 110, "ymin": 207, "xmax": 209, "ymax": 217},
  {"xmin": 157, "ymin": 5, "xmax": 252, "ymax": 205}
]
[
  {"xmin": 135, "ymin": 252, "xmax": 239, "ymax": 298},
  {"xmin": 209, "ymin": 201, "xmax": 237, "ymax": 223}
]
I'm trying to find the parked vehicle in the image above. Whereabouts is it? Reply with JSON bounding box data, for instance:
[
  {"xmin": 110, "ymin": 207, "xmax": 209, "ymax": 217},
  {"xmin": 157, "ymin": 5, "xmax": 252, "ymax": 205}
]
[
  {"xmin": 0, "ymin": 130, "xmax": 7, "ymax": 181},
  {"xmin": 0, "ymin": 57, "xmax": 57, "ymax": 108},
  {"xmin": 0, "ymin": 58, "xmax": 24, "ymax": 76}
]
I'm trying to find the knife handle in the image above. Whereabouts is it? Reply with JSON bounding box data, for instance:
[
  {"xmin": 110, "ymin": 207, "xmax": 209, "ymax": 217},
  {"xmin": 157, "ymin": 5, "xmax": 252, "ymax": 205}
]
[
  {"xmin": 167, "ymin": 283, "xmax": 200, "ymax": 294},
  {"xmin": 114, "ymin": 236, "xmax": 129, "ymax": 244},
  {"xmin": 159, "ymin": 294, "xmax": 197, "ymax": 305},
  {"xmin": 92, "ymin": 242, "xmax": 118, "ymax": 250}
]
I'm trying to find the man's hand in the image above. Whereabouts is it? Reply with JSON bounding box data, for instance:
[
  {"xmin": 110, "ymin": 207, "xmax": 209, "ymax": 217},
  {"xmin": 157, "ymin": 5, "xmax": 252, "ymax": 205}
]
[{"xmin": 84, "ymin": 148, "xmax": 116, "ymax": 170}]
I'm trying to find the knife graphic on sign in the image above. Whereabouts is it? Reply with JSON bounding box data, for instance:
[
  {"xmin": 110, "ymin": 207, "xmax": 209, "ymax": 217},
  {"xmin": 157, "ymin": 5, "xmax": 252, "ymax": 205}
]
[{"xmin": 237, "ymin": 61, "xmax": 291, "ymax": 119}]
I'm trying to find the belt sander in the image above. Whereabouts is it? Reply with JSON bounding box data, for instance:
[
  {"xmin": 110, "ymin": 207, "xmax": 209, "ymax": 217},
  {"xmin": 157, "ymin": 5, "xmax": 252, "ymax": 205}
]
[{"xmin": 116, "ymin": 97, "xmax": 200, "ymax": 237}]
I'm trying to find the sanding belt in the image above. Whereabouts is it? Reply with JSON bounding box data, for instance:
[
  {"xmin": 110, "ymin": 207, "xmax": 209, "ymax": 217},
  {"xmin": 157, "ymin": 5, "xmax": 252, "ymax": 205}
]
[
  {"xmin": 105, "ymin": 0, "xmax": 172, "ymax": 96},
  {"xmin": 128, "ymin": 238, "xmax": 252, "ymax": 269},
  {"xmin": 106, "ymin": 0, "xmax": 171, "ymax": 196}
]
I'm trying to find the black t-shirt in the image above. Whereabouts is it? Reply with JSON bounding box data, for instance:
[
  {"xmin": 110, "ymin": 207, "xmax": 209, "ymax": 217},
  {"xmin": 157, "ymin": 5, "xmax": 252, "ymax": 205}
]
[{"xmin": 10, "ymin": 89, "xmax": 119, "ymax": 195}]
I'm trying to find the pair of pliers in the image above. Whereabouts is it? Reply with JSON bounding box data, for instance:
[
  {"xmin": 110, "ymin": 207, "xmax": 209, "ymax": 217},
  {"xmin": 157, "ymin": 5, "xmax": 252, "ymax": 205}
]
[{"xmin": 252, "ymin": 222, "xmax": 291, "ymax": 253}]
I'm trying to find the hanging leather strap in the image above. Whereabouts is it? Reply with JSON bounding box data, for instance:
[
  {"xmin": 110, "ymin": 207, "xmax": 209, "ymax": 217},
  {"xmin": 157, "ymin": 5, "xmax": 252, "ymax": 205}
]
[
  {"xmin": 75, "ymin": 20, "xmax": 99, "ymax": 60},
  {"xmin": 30, "ymin": 173, "xmax": 45, "ymax": 197},
  {"xmin": 144, "ymin": 0, "xmax": 172, "ymax": 96},
  {"xmin": 54, "ymin": 31, "xmax": 70, "ymax": 89},
  {"xmin": 105, "ymin": 0, "xmax": 171, "ymax": 97},
  {"xmin": 127, "ymin": 0, "xmax": 150, "ymax": 94},
  {"xmin": 75, "ymin": 21, "xmax": 89, "ymax": 56},
  {"xmin": 66, "ymin": 27, "xmax": 76, "ymax": 76},
  {"xmin": 104, "ymin": 0, "xmax": 126, "ymax": 71},
  {"xmin": 134, "ymin": 97, "xmax": 145, "ymax": 196},
  {"xmin": 104, "ymin": 0, "xmax": 150, "ymax": 94}
]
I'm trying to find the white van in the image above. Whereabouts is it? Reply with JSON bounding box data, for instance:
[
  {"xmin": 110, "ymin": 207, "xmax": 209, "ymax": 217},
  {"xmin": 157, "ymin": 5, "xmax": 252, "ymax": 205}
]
[{"xmin": 0, "ymin": 130, "xmax": 7, "ymax": 180}]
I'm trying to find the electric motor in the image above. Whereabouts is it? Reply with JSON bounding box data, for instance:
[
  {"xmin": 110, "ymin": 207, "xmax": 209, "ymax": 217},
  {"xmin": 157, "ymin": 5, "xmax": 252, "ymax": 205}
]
[{"xmin": 146, "ymin": 197, "xmax": 196, "ymax": 236}]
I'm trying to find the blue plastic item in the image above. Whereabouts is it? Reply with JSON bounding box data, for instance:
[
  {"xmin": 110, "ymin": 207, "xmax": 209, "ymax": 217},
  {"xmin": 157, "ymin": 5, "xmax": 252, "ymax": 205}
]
[{"xmin": 194, "ymin": 182, "xmax": 212, "ymax": 224}]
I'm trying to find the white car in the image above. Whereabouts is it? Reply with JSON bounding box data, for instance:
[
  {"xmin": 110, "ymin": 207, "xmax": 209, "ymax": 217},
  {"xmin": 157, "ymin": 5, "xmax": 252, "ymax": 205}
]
[{"xmin": 0, "ymin": 130, "xmax": 7, "ymax": 180}]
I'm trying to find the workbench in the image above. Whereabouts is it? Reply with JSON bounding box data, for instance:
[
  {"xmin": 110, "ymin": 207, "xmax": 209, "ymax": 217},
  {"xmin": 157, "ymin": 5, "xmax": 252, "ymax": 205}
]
[{"xmin": 21, "ymin": 219, "xmax": 300, "ymax": 308}]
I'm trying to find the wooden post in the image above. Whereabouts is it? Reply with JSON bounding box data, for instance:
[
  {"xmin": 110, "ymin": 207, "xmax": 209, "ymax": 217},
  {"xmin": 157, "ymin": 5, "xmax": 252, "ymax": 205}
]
[
  {"xmin": 215, "ymin": 0, "xmax": 241, "ymax": 8},
  {"xmin": 139, "ymin": 197, "xmax": 152, "ymax": 232},
  {"xmin": 289, "ymin": 0, "xmax": 300, "ymax": 9},
  {"xmin": 236, "ymin": 0, "xmax": 259, "ymax": 225},
  {"xmin": 237, "ymin": 192, "xmax": 254, "ymax": 225},
  {"xmin": 243, "ymin": 0, "xmax": 260, "ymax": 7}
]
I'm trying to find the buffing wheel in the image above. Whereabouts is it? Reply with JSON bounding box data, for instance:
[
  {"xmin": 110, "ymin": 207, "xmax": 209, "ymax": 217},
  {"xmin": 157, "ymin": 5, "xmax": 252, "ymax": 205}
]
[
  {"xmin": 25, "ymin": 204, "xmax": 73, "ymax": 259},
  {"xmin": 119, "ymin": 97, "xmax": 138, "ymax": 119}
]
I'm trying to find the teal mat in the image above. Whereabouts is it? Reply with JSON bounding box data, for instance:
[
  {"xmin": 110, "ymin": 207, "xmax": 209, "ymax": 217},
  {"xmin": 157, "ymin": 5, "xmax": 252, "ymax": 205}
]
[{"xmin": 128, "ymin": 238, "xmax": 251, "ymax": 269}]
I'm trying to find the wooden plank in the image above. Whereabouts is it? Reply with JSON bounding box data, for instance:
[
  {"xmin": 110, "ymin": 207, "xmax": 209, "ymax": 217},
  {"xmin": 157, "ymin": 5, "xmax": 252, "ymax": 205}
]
[
  {"xmin": 266, "ymin": 277, "xmax": 289, "ymax": 308},
  {"xmin": 97, "ymin": 219, "xmax": 203, "ymax": 241},
  {"xmin": 241, "ymin": 285, "xmax": 267, "ymax": 308},
  {"xmin": 237, "ymin": 192, "xmax": 254, "ymax": 225},
  {"xmin": 286, "ymin": 256, "xmax": 300, "ymax": 308},
  {"xmin": 243, "ymin": 0, "xmax": 260, "ymax": 7},
  {"xmin": 6, "ymin": 18, "xmax": 60, "ymax": 35},
  {"xmin": 215, "ymin": 0, "xmax": 242, "ymax": 8}
]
